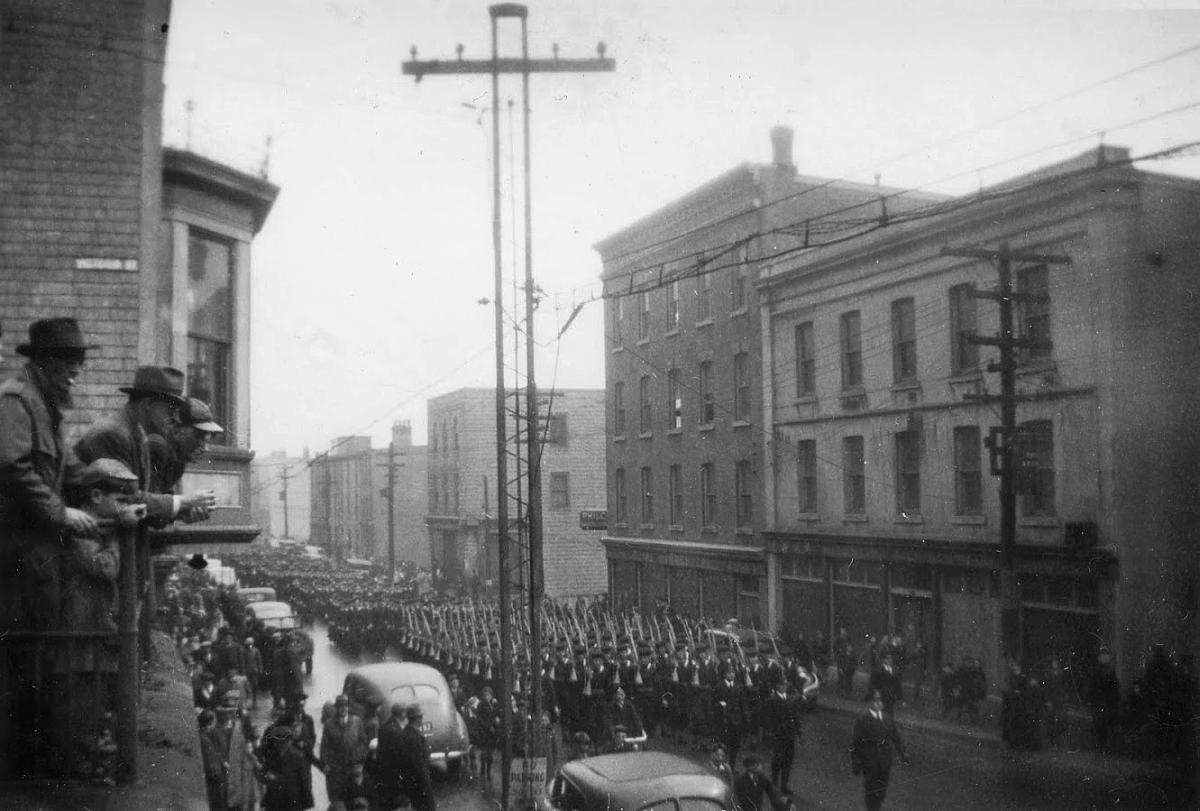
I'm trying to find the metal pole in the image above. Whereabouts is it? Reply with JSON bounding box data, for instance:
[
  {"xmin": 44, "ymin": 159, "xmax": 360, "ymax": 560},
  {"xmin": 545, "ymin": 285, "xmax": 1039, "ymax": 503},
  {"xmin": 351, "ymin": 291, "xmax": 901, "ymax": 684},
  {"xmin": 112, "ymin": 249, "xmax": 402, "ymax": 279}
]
[
  {"xmin": 116, "ymin": 520, "xmax": 138, "ymax": 782},
  {"xmin": 997, "ymin": 243, "xmax": 1020, "ymax": 663},
  {"xmin": 489, "ymin": 8, "xmax": 514, "ymax": 807},
  {"xmin": 520, "ymin": 12, "xmax": 546, "ymax": 763},
  {"xmin": 388, "ymin": 442, "xmax": 397, "ymax": 582}
]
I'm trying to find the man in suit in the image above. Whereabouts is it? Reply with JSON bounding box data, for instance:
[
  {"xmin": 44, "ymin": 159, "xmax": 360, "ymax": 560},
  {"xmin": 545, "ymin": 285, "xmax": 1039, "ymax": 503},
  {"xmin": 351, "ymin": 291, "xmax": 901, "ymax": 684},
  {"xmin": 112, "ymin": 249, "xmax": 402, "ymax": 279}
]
[
  {"xmin": 320, "ymin": 694, "xmax": 367, "ymax": 804},
  {"xmin": 760, "ymin": 675, "xmax": 801, "ymax": 793},
  {"xmin": 397, "ymin": 704, "xmax": 435, "ymax": 811},
  {"xmin": 868, "ymin": 652, "xmax": 903, "ymax": 718},
  {"xmin": 850, "ymin": 689, "xmax": 910, "ymax": 810}
]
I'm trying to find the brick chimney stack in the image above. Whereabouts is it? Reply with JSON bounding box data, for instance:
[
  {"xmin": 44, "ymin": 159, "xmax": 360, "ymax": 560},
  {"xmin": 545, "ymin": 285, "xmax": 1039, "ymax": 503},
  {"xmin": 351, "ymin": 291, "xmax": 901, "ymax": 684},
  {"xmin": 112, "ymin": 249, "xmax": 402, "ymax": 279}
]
[{"xmin": 770, "ymin": 125, "xmax": 795, "ymax": 169}]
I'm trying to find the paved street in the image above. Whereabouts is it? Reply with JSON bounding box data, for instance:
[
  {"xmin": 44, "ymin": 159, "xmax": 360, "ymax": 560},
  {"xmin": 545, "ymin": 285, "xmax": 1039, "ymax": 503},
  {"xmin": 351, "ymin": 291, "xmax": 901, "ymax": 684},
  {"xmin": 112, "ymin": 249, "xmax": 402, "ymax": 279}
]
[{"xmin": 272, "ymin": 622, "xmax": 1187, "ymax": 811}]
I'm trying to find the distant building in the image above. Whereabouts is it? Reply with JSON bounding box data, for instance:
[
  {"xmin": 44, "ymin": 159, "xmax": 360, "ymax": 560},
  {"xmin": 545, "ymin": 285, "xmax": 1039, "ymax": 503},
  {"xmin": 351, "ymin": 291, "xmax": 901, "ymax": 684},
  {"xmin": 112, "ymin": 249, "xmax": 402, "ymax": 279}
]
[
  {"xmin": 251, "ymin": 450, "xmax": 312, "ymax": 542},
  {"xmin": 760, "ymin": 145, "xmax": 1200, "ymax": 689},
  {"xmin": 426, "ymin": 388, "xmax": 607, "ymax": 598},
  {"xmin": 595, "ymin": 127, "xmax": 940, "ymax": 624},
  {"xmin": 309, "ymin": 422, "xmax": 428, "ymax": 567}
]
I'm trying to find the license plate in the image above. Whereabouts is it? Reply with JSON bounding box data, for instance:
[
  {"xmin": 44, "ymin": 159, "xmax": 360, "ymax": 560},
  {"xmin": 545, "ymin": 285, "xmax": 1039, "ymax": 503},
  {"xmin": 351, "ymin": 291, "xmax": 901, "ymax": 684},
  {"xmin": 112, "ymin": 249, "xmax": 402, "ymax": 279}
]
[{"xmin": 419, "ymin": 721, "xmax": 433, "ymax": 734}]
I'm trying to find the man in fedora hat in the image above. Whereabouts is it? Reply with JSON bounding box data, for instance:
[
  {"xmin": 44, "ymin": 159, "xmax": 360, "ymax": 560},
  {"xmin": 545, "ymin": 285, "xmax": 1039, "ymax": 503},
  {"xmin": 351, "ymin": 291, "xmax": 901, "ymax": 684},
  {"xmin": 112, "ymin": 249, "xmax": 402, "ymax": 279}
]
[
  {"xmin": 75, "ymin": 366, "xmax": 216, "ymax": 525},
  {"xmin": 0, "ymin": 318, "xmax": 101, "ymax": 631}
]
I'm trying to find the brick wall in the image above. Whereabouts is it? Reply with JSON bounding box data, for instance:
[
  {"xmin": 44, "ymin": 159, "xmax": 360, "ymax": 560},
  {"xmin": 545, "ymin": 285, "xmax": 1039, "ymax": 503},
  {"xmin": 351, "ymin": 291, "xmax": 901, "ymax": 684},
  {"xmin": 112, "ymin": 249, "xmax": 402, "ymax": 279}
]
[{"xmin": 0, "ymin": 0, "xmax": 169, "ymax": 440}]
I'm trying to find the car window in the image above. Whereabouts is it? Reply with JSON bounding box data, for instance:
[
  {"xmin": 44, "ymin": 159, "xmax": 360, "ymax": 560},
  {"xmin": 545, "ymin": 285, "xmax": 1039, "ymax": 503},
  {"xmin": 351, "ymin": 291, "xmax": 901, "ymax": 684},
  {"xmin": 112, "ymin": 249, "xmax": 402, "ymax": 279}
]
[
  {"xmin": 389, "ymin": 684, "xmax": 441, "ymax": 704},
  {"xmin": 640, "ymin": 801, "xmax": 676, "ymax": 811},
  {"xmin": 677, "ymin": 799, "xmax": 725, "ymax": 811},
  {"xmin": 550, "ymin": 776, "xmax": 586, "ymax": 811}
]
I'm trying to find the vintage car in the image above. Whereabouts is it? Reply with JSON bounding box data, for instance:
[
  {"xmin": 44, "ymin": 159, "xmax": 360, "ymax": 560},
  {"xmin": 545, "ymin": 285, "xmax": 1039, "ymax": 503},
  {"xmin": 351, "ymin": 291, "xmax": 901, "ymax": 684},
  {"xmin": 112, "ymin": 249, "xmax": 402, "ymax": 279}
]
[
  {"xmin": 247, "ymin": 600, "xmax": 314, "ymax": 674},
  {"xmin": 236, "ymin": 586, "xmax": 276, "ymax": 604},
  {"xmin": 539, "ymin": 752, "xmax": 731, "ymax": 811},
  {"xmin": 707, "ymin": 628, "xmax": 819, "ymax": 710},
  {"xmin": 342, "ymin": 662, "xmax": 470, "ymax": 774}
]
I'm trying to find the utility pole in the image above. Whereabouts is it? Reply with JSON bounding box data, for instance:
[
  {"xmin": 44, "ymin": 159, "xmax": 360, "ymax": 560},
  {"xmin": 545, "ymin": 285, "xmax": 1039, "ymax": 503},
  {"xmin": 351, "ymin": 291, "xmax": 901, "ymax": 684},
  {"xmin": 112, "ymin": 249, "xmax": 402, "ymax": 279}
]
[
  {"xmin": 386, "ymin": 442, "xmax": 397, "ymax": 583},
  {"xmin": 941, "ymin": 242, "xmax": 1069, "ymax": 666},
  {"xmin": 279, "ymin": 464, "xmax": 291, "ymax": 539},
  {"xmin": 404, "ymin": 8, "xmax": 613, "ymax": 808}
]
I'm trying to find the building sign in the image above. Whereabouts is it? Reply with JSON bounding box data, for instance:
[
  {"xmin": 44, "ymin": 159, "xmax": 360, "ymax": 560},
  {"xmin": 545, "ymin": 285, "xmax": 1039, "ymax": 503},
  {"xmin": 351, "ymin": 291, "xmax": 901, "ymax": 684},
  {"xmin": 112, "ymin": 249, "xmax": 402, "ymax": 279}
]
[{"xmin": 579, "ymin": 510, "xmax": 607, "ymax": 530}]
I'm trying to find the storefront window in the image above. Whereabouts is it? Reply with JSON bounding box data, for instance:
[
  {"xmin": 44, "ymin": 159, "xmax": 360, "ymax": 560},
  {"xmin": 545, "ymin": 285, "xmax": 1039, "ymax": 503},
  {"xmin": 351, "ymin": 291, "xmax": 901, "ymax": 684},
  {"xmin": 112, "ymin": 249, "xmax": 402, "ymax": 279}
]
[{"xmin": 187, "ymin": 229, "xmax": 233, "ymax": 435}]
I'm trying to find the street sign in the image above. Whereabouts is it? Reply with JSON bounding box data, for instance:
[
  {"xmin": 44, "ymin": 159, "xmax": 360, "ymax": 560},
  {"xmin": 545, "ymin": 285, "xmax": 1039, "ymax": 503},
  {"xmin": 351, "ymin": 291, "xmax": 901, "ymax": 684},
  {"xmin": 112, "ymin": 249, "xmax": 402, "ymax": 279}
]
[
  {"xmin": 510, "ymin": 756, "xmax": 547, "ymax": 805},
  {"xmin": 579, "ymin": 510, "xmax": 607, "ymax": 530}
]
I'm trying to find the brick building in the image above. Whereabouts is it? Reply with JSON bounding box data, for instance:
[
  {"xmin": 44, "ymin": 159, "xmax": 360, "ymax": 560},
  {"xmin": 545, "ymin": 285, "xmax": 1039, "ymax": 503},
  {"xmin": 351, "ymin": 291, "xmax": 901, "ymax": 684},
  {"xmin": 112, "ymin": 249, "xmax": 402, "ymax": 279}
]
[
  {"xmin": 760, "ymin": 146, "xmax": 1200, "ymax": 689},
  {"xmin": 0, "ymin": 0, "xmax": 276, "ymax": 548},
  {"xmin": 309, "ymin": 421, "xmax": 429, "ymax": 568},
  {"xmin": 426, "ymin": 388, "xmax": 607, "ymax": 598},
  {"xmin": 595, "ymin": 127, "xmax": 941, "ymax": 624}
]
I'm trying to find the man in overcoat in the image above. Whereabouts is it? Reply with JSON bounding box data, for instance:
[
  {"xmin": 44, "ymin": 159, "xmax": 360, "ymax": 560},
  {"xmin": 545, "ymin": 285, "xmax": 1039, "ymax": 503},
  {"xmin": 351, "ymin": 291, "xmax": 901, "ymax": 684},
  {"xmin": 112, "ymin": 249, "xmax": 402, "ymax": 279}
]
[
  {"xmin": 0, "ymin": 318, "xmax": 100, "ymax": 777},
  {"xmin": 850, "ymin": 689, "xmax": 910, "ymax": 810}
]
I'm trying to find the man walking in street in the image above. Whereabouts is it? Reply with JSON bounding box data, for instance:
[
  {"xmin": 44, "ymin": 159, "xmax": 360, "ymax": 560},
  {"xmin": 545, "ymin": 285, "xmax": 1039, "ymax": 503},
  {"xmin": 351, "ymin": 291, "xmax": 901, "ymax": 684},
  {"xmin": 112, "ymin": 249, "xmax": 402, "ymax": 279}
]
[
  {"xmin": 850, "ymin": 689, "xmax": 910, "ymax": 810},
  {"xmin": 761, "ymin": 674, "xmax": 801, "ymax": 793},
  {"xmin": 320, "ymin": 694, "xmax": 367, "ymax": 804},
  {"xmin": 398, "ymin": 705, "xmax": 435, "ymax": 811}
]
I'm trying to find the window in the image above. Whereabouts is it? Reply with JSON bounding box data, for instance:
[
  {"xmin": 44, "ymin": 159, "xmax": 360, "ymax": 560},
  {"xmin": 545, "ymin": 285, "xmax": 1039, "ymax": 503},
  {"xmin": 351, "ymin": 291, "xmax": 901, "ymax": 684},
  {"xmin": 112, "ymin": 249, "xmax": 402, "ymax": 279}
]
[
  {"xmin": 1018, "ymin": 265, "xmax": 1051, "ymax": 362},
  {"xmin": 610, "ymin": 297, "xmax": 623, "ymax": 345},
  {"xmin": 613, "ymin": 382, "xmax": 625, "ymax": 435},
  {"xmin": 697, "ymin": 271, "xmax": 712, "ymax": 322},
  {"xmin": 895, "ymin": 430, "xmax": 921, "ymax": 515},
  {"xmin": 452, "ymin": 470, "xmax": 460, "ymax": 511},
  {"xmin": 840, "ymin": 311, "xmax": 862, "ymax": 389},
  {"xmin": 950, "ymin": 284, "xmax": 979, "ymax": 374},
  {"xmin": 736, "ymin": 459, "xmax": 753, "ymax": 527},
  {"xmin": 667, "ymin": 368, "xmax": 683, "ymax": 429},
  {"xmin": 640, "ymin": 466, "xmax": 654, "ymax": 523},
  {"xmin": 431, "ymin": 473, "xmax": 439, "ymax": 512},
  {"xmin": 1019, "ymin": 419, "xmax": 1056, "ymax": 516},
  {"xmin": 639, "ymin": 375, "xmax": 653, "ymax": 434},
  {"xmin": 700, "ymin": 463, "xmax": 716, "ymax": 526},
  {"xmin": 794, "ymin": 322, "xmax": 815, "ymax": 397},
  {"xmin": 698, "ymin": 361, "xmax": 715, "ymax": 424},
  {"xmin": 953, "ymin": 426, "xmax": 982, "ymax": 515},
  {"xmin": 843, "ymin": 436, "xmax": 865, "ymax": 514},
  {"xmin": 731, "ymin": 247, "xmax": 748, "ymax": 311},
  {"xmin": 669, "ymin": 464, "xmax": 683, "ymax": 525},
  {"xmin": 797, "ymin": 439, "xmax": 817, "ymax": 514},
  {"xmin": 733, "ymin": 352, "xmax": 750, "ymax": 421},
  {"xmin": 614, "ymin": 468, "xmax": 627, "ymax": 522},
  {"xmin": 892, "ymin": 297, "xmax": 917, "ymax": 382},
  {"xmin": 549, "ymin": 471, "xmax": 570, "ymax": 508},
  {"xmin": 666, "ymin": 281, "xmax": 679, "ymax": 331},
  {"xmin": 544, "ymin": 413, "xmax": 569, "ymax": 445},
  {"xmin": 637, "ymin": 291, "xmax": 650, "ymax": 341},
  {"xmin": 187, "ymin": 230, "xmax": 233, "ymax": 433}
]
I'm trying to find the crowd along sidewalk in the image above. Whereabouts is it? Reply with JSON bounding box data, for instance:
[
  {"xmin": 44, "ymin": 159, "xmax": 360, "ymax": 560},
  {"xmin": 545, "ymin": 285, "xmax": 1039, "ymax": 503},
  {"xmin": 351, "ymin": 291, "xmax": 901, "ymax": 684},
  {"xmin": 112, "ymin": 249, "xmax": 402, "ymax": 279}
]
[{"xmin": 4, "ymin": 631, "xmax": 208, "ymax": 811}]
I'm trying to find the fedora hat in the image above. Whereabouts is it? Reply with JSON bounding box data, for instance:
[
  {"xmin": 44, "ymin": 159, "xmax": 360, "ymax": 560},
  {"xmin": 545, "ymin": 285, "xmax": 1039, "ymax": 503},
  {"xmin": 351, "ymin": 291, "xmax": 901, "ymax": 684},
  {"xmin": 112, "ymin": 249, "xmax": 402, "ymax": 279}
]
[
  {"xmin": 119, "ymin": 366, "xmax": 188, "ymax": 405},
  {"xmin": 17, "ymin": 318, "xmax": 98, "ymax": 357},
  {"xmin": 184, "ymin": 397, "xmax": 224, "ymax": 433}
]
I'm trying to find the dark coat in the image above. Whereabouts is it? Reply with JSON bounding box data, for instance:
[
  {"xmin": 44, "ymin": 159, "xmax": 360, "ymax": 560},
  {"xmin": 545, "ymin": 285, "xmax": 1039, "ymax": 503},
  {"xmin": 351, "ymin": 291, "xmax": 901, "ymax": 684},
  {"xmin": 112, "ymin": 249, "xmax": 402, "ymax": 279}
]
[
  {"xmin": 850, "ymin": 711, "xmax": 907, "ymax": 790},
  {"xmin": 74, "ymin": 406, "xmax": 177, "ymax": 523},
  {"xmin": 262, "ymin": 741, "xmax": 313, "ymax": 811},
  {"xmin": 397, "ymin": 724, "xmax": 435, "ymax": 810},
  {"xmin": 868, "ymin": 664, "xmax": 903, "ymax": 713}
]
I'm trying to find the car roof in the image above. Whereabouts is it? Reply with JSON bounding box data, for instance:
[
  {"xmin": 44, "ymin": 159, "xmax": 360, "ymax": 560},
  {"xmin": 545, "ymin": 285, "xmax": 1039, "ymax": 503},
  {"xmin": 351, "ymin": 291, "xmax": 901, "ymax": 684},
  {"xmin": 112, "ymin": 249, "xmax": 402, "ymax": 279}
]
[
  {"xmin": 560, "ymin": 752, "xmax": 728, "ymax": 804},
  {"xmin": 247, "ymin": 601, "xmax": 294, "ymax": 618},
  {"xmin": 345, "ymin": 662, "xmax": 449, "ymax": 693}
]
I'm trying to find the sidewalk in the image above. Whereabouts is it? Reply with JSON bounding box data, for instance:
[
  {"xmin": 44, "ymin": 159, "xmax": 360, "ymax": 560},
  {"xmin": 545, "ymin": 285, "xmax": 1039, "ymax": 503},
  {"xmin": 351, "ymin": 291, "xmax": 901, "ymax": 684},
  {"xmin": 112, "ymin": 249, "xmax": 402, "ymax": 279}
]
[
  {"xmin": 4, "ymin": 631, "xmax": 208, "ymax": 811},
  {"xmin": 816, "ymin": 669, "xmax": 1086, "ymax": 750}
]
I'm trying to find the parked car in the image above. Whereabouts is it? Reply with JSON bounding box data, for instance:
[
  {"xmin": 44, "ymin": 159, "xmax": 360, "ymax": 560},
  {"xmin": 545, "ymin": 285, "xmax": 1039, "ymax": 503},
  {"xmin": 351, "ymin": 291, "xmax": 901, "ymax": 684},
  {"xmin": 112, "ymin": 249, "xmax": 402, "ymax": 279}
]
[
  {"xmin": 342, "ymin": 662, "xmax": 470, "ymax": 774},
  {"xmin": 237, "ymin": 586, "xmax": 276, "ymax": 604},
  {"xmin": 708, "ymin": 628, "xmax": 819, "ymax": 710},
  {"xmin": 539, "ymin": 752, "xmax": 730, "ymax": 811},
  {"xmin": 247, "ymin": 600, "xmax": 314, "ymax": 674}
]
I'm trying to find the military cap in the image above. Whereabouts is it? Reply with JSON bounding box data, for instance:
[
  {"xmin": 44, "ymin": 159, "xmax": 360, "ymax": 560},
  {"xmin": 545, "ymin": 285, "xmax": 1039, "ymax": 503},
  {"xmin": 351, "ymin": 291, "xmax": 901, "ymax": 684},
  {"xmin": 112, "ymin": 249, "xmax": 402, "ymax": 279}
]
[
  {"xmin": 334, "ymin": 694, "xmax": 349, "ymax": 706},
  {"xmin": 405, "ymin": 705, "xmax": 423, "ymax": 720}
]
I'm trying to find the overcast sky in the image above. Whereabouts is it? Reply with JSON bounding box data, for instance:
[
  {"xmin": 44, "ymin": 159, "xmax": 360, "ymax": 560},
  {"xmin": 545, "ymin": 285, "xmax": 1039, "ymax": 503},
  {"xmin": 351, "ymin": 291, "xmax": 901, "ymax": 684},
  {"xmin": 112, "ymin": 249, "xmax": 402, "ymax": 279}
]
[{"xmin": 161, "ymin": 0, "xmax": 1200, "ymax": 456}]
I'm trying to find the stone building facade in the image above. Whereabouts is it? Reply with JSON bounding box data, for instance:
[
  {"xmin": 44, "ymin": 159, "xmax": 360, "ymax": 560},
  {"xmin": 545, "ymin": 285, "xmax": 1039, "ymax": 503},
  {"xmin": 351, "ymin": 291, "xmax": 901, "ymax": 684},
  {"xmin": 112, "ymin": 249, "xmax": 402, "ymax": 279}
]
[
  {"xmin": 426, "ymin": 387, "xmax": 607, "ymax": 598},
  {"xmin": 760, "ymin": 146, "xmax": 1200, "ymax": 689}
]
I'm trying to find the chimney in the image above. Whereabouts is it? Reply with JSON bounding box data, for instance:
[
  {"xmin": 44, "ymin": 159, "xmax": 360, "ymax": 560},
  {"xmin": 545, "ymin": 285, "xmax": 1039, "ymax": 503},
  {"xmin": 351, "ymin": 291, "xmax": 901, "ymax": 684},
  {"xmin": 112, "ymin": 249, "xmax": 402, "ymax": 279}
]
[{"xmin": 770, "ymin": 125, "xmax": 794, "ymax": 168}]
